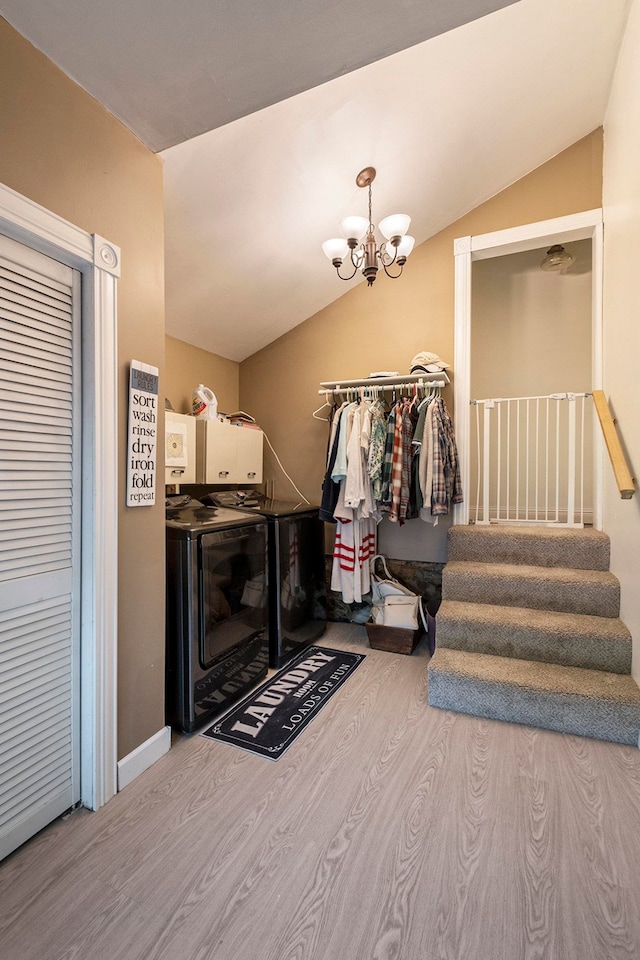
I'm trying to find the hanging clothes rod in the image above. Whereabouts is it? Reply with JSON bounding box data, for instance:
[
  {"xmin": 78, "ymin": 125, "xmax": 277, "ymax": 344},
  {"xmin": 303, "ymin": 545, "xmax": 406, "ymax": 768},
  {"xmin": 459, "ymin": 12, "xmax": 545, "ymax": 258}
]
[{"xmin": 318, "ymin": 371, "xmax": 449, "ymax": 395}]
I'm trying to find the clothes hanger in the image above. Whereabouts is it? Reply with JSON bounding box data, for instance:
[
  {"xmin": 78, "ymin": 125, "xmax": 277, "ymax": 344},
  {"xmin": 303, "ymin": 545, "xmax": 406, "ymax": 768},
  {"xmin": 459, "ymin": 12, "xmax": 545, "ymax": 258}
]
[
  {"xmin": 417, "ymin": 381, "xmax": 436, "ymax": 408},
  {"xmin": 312, "ymin": 391, "xmax": 332, "ymax": 421}
]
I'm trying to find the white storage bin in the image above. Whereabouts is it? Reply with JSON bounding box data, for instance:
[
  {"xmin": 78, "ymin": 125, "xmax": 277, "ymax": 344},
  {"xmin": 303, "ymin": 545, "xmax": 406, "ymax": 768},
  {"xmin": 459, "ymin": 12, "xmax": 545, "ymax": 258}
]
[{"xmin": 196, "ymin": 419, "xmax": 263, "ymax": 484}]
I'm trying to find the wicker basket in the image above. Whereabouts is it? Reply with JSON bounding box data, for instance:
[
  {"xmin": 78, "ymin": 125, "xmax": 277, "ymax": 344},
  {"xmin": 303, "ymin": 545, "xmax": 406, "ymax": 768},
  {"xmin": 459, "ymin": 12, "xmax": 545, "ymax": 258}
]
[{"xmin": 365, "ymin": 621, "xmax": 421, "ymax": 655}]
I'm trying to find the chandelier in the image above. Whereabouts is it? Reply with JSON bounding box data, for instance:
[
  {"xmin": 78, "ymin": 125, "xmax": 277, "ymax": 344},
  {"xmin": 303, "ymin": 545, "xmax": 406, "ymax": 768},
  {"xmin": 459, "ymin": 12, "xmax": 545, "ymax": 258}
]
[{"xmin": 322, "ymin": 167, "xmax": 415, "ymax": 286}]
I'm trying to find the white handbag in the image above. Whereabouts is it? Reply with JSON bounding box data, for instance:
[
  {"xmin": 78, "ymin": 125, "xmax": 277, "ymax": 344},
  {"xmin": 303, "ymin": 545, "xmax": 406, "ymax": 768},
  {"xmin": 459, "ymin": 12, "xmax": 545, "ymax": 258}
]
[
  {"xmin": 370, "ymin": 555, "xmax": 427, "ymax": 631},
  {"xmin": 371, "ymin": 593, "xmax": 421, "ymax": 629}
]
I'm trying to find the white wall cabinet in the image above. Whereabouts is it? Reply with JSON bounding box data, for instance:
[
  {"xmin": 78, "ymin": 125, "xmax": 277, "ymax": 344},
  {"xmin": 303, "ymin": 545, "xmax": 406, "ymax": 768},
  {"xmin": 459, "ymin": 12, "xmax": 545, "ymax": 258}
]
[
  {"xmin": 196, "ymin": 419, "xmax": 263, "ymax": 484},
  {"xmin": 165, "ymin": 411, "xmax": 196, "ymax": 485}
]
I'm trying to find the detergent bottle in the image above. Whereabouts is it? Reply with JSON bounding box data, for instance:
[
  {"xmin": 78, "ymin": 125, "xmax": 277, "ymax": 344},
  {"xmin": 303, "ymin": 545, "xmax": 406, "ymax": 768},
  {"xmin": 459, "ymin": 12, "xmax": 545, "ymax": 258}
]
[{"xmin": 192, "ymin": 384, "xmax": 218, "ymax": 420}]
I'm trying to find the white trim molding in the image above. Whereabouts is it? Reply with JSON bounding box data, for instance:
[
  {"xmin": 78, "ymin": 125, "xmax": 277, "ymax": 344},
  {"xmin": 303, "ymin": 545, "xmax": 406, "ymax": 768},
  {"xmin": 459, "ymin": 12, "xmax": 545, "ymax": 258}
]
[
  {"xmin": 93, "ymin": 233, "xmax": 121, "ymax": 278},
  {"xmin": 0, "ymin": 180, "xmax": 120, "ymax": 811},
  {"xmin": 463, "ymin": 209, "xmax": 603, "ymax": 260},
  {"xmin": 454, "ymin": 208, "xmax": 604, "ymax": 529},
  {"xmin": 117, "ymin": 726, "xmax": 172, "ymax": 792},
  {"xmin": 82, "ymin": 261, "xmax": 119, "ymax": 809},
  {"xmin": 0, "ymin": 184, "xmax": 94, "ymax": 264},
  {"xmin": 453, "ymin": 238, "xmax": 472, "ymax": 526}
]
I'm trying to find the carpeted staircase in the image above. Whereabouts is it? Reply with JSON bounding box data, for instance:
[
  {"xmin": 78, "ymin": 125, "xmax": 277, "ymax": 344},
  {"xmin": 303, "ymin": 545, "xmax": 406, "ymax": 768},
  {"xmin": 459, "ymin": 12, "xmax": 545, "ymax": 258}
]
[{"xmin": 427, "ymin": 525, "xmax": 640, "ymax": 746}]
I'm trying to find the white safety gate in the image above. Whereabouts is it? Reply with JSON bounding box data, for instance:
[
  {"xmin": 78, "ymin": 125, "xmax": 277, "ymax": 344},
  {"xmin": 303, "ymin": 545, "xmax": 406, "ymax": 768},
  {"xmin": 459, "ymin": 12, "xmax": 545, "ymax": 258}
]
[
  {"xmin": 470, "ymin": 392, "xmax": 593, "ymax": 527},
  {"xmin": 0, "ymin": 233, "xmax": 81, "ymax": 860}
]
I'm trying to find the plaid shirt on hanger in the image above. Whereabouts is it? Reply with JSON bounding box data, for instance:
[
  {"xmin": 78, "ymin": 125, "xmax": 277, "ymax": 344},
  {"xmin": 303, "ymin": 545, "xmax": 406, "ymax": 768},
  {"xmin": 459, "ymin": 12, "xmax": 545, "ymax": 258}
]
[
  {"xmin": 380, "ymin": 403, "xmax": 398, "ymax": 506},
  {"xmin": 431, "ymin": 399, "xmax": 463, "ymax": 515},
  {"xmin": 387, "ymin": 403, "xmax": 405, "ymax": 521}
]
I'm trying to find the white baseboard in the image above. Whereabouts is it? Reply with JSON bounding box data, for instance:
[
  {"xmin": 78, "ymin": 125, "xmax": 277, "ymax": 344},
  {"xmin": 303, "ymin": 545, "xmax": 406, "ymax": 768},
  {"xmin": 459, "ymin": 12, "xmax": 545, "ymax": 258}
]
[{"xmin": 117, "ymin": 725, "xmax": 171, "ymax": 791}]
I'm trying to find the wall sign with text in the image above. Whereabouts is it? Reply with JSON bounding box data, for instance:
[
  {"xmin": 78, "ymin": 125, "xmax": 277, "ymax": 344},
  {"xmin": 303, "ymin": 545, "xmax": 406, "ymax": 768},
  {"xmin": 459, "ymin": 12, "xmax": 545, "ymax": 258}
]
[{"xmin": 126, "ymin": 360, "xmax": 159, "ymax": 507}]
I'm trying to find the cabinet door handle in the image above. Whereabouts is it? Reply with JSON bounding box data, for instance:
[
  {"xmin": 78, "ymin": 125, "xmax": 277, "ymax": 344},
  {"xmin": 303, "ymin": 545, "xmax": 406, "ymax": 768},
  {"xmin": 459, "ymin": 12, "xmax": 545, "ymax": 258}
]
[
  {"xmin": 218, "ymin": 470, "xmax": 229, "ymax": 478},
  {"xmin": 247, "ymin": 472, "xmax": 256, "ymax": 478}
]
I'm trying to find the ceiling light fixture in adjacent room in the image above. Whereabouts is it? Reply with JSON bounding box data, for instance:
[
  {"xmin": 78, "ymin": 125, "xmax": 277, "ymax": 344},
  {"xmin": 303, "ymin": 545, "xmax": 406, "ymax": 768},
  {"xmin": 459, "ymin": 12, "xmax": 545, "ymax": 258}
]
[
  {"xmin": 322, "ymin": 167, "xmax": 414, "ymax": 286},
  {"xmin": 540, "ymin": 244, "xmax": 575, "ymax": 273}
]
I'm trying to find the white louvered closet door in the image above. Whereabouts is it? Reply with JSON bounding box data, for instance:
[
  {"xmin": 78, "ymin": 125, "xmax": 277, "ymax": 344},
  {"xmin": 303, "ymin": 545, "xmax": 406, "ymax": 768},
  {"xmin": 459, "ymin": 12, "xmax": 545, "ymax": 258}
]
[{"xmin": 0, "ymin": 233, "xmax": 81, "ymax": 861}]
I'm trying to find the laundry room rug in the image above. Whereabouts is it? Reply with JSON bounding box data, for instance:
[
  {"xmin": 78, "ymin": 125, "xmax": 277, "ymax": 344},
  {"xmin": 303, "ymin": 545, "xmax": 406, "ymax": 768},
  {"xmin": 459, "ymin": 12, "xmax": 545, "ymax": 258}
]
[{"xmin": 201, "ymin": 645, "xmax": 365, "ymax": 760}]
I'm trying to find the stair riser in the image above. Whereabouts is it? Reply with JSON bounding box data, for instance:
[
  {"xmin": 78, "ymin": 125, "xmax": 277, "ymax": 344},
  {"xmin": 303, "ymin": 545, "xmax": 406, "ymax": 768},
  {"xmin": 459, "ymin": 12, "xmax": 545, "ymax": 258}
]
[
  {"xmin": 428, "ymin": 670, "xmax": 640, "ymax": 746},
  {"xmin": 448, "ymin": 527, "xmax": 610, "ymax": 571},
  {"xmin": 443, "ymin": 571, "xmax": 619, "ymax": 618},
  {"xmin": 436, "ymin": 618, "xmax": 632, "ymax": 674}
]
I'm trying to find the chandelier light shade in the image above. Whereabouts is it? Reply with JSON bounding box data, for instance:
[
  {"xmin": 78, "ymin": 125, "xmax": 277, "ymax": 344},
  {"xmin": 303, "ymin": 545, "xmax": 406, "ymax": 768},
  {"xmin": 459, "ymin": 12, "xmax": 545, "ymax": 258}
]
[
  {"xmin": 323, "ymin": 167, "xmax": 414, "ymax": 286},
  {"xmin": 540, "ymin": 244, "xmax": 575, "ymax": 273},
  {"xmin": 321, "ymin": 237, "xmax": 349, "ymax": 262},
  {"xmin": 340, "ymin": 216, "xmax": 368, "ymax": 241},
  {"xmin": 378, "ymin": 213, "xmax": 411, "ymax": 240}
]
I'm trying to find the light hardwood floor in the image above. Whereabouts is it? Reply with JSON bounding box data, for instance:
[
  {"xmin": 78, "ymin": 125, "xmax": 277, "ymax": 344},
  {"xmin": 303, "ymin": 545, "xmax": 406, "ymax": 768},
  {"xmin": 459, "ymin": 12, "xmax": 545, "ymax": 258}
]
[{"xmin": 2, "ymin": 623, "xmax": 640, "ymax": 960}]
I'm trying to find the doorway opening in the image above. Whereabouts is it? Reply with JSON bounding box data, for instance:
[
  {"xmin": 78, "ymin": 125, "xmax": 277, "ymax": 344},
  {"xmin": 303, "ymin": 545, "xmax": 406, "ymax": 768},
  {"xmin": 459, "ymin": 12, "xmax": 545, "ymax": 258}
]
[{"xmin": 453, "ymin": 209, "xmax": 603, "ymax": 528}]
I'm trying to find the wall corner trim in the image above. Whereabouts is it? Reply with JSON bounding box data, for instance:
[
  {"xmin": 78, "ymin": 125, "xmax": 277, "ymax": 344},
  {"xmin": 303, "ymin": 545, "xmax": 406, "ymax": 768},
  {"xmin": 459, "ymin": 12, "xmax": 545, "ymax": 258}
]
[{"xmin": 117, "ymin": 726, "xmax": 172, "ymax": 792}]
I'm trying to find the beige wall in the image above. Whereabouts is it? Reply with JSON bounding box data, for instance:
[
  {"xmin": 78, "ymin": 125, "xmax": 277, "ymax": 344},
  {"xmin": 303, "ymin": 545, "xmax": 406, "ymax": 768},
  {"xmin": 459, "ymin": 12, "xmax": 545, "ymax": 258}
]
[
  {"xmin": 603, "ymin": 0, "xmax": 640, "ymax": 680},
  {"xmin": 240, "ymin": 130, "xmax": 603, "ymax": 561},
  {"xmin": 0, "ymin": 18, "xmax": 165, "ymax": 759},
  {"xmin": 471, "ymin": 241, "xmax": 593, "ymax": 400},
  {"xmin": 165, "ymin": 336, "xmax": 239, "ymax": 415}
]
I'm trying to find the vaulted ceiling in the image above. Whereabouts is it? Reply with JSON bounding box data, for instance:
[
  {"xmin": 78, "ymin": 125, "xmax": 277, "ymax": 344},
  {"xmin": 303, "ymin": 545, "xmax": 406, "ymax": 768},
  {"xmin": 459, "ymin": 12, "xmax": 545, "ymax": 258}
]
[{"xmin": 0, "ymin": 0, "xmax": 631, "ymax": 360}]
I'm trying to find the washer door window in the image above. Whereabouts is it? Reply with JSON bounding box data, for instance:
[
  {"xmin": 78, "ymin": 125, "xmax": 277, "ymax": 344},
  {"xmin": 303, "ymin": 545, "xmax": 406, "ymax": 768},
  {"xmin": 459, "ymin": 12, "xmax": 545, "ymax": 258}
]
[{"xmin": 198, "ymin": 523, "xmax": 267, "ymax": 669}]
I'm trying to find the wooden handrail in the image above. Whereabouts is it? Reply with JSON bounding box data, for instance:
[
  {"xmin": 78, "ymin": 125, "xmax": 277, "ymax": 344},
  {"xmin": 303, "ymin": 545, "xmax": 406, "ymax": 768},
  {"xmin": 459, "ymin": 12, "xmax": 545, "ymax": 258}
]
[{"xmin": 592, "ymin": 390, "xmax": 635, "ymax": 499}]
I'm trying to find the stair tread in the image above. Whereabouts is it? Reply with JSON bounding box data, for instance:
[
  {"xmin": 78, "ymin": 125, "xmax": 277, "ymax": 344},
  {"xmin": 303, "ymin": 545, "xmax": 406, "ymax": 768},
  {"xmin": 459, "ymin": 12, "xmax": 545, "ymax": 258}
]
[
  {"xmin": 429, "ymin": 648, "xmax": 640, "ymax": 705},
  {"xmin": 443, "ymin": 560, "xmax": 620, "ymax": 618},
  {"xmin": 438, "ymin": 599, "xmax": 632, "ymax": 639},
  {"xmin": 444, "ymin": 560, "xmax": 617, "ymax": 585},
  {"xmin": 448, "ymin": 524, "xmax": 610, "ymax": 570},
  {"xmin": 451, "ymin": 524, "xmax": 608, "ymax": 543}
]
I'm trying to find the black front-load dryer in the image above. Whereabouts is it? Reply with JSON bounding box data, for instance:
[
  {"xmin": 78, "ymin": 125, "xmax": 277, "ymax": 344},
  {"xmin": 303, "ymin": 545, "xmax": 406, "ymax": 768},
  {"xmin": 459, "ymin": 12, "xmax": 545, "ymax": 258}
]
[{"xmin": 209, "ymin": 493, "xmax": 327, "ymax": 668}]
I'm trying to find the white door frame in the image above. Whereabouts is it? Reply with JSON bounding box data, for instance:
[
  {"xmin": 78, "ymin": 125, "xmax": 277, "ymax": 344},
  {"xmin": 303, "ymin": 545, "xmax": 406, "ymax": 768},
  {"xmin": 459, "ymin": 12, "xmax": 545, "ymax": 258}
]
[
  {"xmin": 0, "ymin": 181, "xmax": 119, "ymax": 810},
  {"xmin": 453, "ymin": 208, "xmax": 604, "ymax": 528}
]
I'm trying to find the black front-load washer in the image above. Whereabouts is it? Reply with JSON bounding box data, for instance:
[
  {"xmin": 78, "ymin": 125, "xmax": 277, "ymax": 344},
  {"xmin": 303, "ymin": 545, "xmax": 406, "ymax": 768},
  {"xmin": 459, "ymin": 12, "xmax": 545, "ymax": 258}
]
[{"xmin": 165, "ymin": 496, "xmax": 269, "ymax": 732}]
